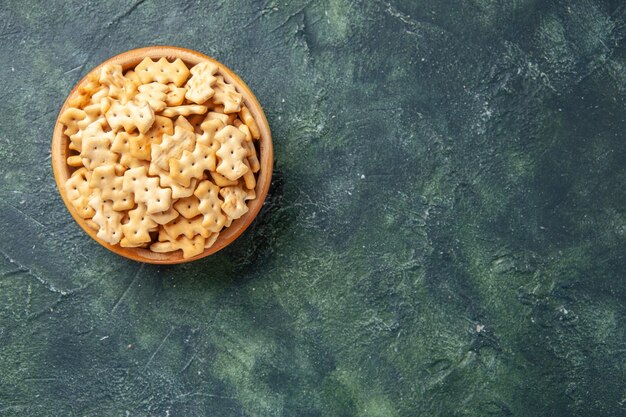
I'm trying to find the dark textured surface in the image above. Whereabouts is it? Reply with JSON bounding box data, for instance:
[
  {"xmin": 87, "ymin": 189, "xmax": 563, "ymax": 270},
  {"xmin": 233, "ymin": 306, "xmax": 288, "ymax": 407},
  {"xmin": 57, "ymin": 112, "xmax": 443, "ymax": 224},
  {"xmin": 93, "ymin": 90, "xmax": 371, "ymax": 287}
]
[{"xmin": 1, "ymin": 0, "xmax": 625, "ymax": 416}]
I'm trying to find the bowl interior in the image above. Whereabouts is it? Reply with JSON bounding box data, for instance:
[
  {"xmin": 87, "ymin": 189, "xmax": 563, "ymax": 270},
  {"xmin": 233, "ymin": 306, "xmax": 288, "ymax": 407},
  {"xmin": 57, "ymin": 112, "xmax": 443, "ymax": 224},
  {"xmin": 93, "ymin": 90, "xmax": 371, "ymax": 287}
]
[{"xmin": 51, "ymin": 46, "xmax": 273, "ymax": 264}]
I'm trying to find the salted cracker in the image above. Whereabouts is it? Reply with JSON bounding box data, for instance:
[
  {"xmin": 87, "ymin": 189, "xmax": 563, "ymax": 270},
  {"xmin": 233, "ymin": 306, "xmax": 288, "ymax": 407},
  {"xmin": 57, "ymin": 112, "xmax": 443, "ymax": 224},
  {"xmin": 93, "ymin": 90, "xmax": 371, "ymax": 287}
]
[
  {"xmin": 111, "ymin": 131, "xmax": 141, "ymax": 168},
  {"xmin": 186, "ymin": 114, "xmax": 206, "ymax": 134},
  {"xmin": 235, "ymin": 122, "xmax": 252, "ymax": 142},
  {"xmin": 241, "ymin": 158, "xmax": 256, "ymax": 190},
  {"xmin": 150, "ymin": 126, "xmax": 195, "ymax": 171},
  {"xmin": 184, "ymin": 61, "xmax": 218, "ymax": 104},
  {"xmin": 121, "ymin": 203, "xmax": 157, "ymax": 245},
  {"xmin": 80, "ymin": 128, "xmax": 118, "ymax": 170},
  {"xmin": 135, "ymin": 57, "xmax": 190, "ymax": 87},
  {"xmin": 219, "ymin": 185, "xmax": 249, "ymax": 220},
  {"xmin": 163, "ymin": 215, "xmax": 210, "ymax": 239},
  {"xmin": 245, "ymin": 187, "xmax": 256, "ymax": 201},
  {"xmin": 70, "ymin": 111, "xmax": 107, "ymax": 152},
  {"xmin": 197, "ymin": 119, "xmax": 224, "ymax": 153},
  {"xmin": 129, "ymin": 134, "xmax": 151, "ymax": 161},
  {"xmin": 239, "ymin": 106, "xmax": 260, "ymax": 140},
  {"xmin": 169, "ymin": 143, "xmax": 216, "ymax": 187},
  {"xmin": 76, "ymin": 103, "xmax": 107, "ymax": 133},
  {"xmin": 212, "ymin": 75, "xmax": 242, "ymax": 114},
  {"xmin": 144, "ymin": 115, "xmax": 174, "ymax": 144},
  {"xmin": 194, "ymin": 180, "xmax": 227, "ymax": 233},
  {"xmin": 209, "ymin": 170, "xmax": 238, "ymax": 187},
  {"xmin": 89, "ymin": 195, "xmax": 123, "ymax": 245},
  {"xmin": 121, "ymin": 70, "xmax": 141, "ymax": 103},
  {"xmin": 173, "ymin": 195, "xmax": 202, "ymax": 219},
  {"xmin": 59, "ymin": 107, "xmax": 86, "ymax": 137},
  {"xmin": 67, "ymin": 155, "xmax": 83, "ymax": 167},
  {"xmin": 166, "ymin": 83, "xmax": 187, "ymax": 106},
  {"xmin": 204, "ymin": 232, "xmax": 219, "ymax": 249},
  {"xmin": 161, "ymin": 105, "xmax": 208, "ymax": 118},
  {"xmin": 64, "ymin": 168, "xmax": 96, "ymax": 219},
  {"xmin": 68, "ymin": 72, "xmax": 101, "ymax": 109},
  {"xmin": 149, "ymin": 206, "xmax": 179, "ymax": 225},
  {"xmin": 89, "ymin": 165, "xmax": 134, "ymax": 211},
  {"xmin": 174, "ymin": 115, "xmax": 195, "ymax": 132},
  {"xmin": 245, "ymin": 140, "xmax": 260, "ymax": 173},
  {"xmin": 168, "ymin": 176, "xmax": 198, "ymax": 199},
  {"xmin": 150, "ymin": 240, "xmax": 176, "ymax": 253},
  {"xmin": 134, "ymin": 82, "xmax": 168, "ymax": 112},
  {"xmin": 105, "ymin": 101, "xmax": 155, "ymax": 134},
  {"xmin": 204, "ymin": 111, "xmax": 229, "ymax": 125},
  {"xmin": 150, "ymin": 163, "xmax": 198, "ymax": 199},
  {"xmin": 215, "ymin": 125, "xmax": 248, "ymax": 181},
  {"xmin": 150, "ymin": 234, "xmax": 205, "ymax": 259},
  {"xmin": 122, "ymin": 166, "xmax": 172, "ymax": 214},
  {"xmin": 177, "ymin": 234, "xmax": 205, "ymax": 258},
  {"xmin": 99, "ymin": 63, "xmax": 125, "ymax": 99},
  {"xmin": 91, "ymin": 87, "xmax": 111, "ymax": 108}
]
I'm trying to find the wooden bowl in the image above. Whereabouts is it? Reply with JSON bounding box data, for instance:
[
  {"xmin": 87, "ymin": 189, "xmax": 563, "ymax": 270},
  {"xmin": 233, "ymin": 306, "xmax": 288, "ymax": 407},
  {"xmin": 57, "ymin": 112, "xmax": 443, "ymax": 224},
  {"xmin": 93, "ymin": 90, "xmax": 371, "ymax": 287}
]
[{"xmin": 51, "ymin": 46, "xmax": 273, "ymax": 264}]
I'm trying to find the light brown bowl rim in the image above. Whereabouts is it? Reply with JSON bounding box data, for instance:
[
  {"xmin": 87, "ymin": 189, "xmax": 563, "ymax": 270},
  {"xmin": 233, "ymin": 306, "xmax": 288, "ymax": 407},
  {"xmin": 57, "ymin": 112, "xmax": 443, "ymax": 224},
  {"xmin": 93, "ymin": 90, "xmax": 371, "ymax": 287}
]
[{"xmin": 51, "ymin": 46, "xmax": 273, "ymax": 264}]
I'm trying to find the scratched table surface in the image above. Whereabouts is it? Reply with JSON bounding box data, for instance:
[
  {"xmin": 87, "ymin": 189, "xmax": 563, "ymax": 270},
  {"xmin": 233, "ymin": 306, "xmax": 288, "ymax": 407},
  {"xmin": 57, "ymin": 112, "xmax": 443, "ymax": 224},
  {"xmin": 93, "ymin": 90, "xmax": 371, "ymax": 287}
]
[{"xmin": 1, "ymin": 1, "xmax": 626, "ymax": 416}]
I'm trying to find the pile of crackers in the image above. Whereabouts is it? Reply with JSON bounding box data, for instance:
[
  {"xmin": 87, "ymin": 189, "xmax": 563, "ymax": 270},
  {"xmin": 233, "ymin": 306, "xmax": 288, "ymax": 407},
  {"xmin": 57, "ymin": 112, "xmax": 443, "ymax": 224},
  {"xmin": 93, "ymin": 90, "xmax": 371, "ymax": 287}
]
[{"xmin": 59, "ymin": 57, "xmax": 261, "ymax": 258}]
